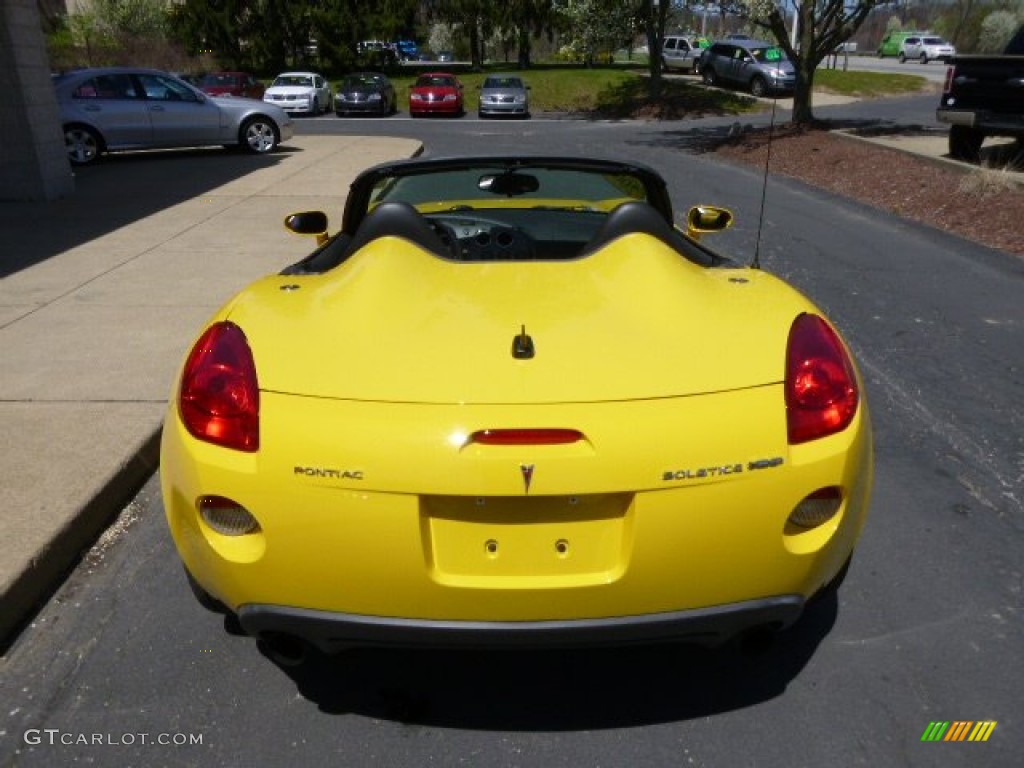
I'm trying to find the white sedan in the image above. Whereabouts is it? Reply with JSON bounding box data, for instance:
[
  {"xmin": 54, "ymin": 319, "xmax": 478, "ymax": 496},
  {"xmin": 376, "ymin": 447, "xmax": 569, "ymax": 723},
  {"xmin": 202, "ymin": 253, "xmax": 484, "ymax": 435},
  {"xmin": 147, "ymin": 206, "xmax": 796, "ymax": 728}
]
[{"xmin": 263, "ymin": 71, "xmax": 333, "ymax": 115}]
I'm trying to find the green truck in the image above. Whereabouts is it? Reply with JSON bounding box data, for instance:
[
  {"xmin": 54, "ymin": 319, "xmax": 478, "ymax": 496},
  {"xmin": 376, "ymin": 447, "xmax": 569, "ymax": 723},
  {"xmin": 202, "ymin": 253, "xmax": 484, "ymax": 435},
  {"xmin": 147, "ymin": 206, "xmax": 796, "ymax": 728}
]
[{"xmin": 877, "ymin": 31, "xmax": 928, "ymax": 58}]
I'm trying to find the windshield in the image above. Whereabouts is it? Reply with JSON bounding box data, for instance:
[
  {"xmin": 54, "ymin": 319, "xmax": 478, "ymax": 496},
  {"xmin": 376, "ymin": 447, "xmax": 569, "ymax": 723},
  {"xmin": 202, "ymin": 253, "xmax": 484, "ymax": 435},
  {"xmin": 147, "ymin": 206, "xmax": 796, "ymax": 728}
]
[
  {"xmin": 369, "ymin": 166, "xmax": 648, "ymax": 214},
  {"xmin": 308, "ymin": 159, "xmax": 731, "ymax": 269},
  {"xmin": 415, "ymin": 75, "xmax": 456, "ymax": 87},
  {"xmin": 343, "ymin": 75, "xmax": 382, "ymax": 87},
  {"xmin": 483, "ymin": 77, "xmax": 523, "ymax": 89},
  {"xmin": 199, "ymin": 73, "xmax": 240, "ymax": 87},
  {"xmin": 273, "ymin": 75, "xmax": 313, "ymax": 87}
]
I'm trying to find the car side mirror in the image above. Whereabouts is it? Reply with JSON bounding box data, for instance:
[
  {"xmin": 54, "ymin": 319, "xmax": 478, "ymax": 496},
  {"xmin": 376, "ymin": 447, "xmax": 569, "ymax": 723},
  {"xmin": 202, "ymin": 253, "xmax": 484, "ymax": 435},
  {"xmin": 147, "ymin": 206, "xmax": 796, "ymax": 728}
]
[
  {"xmin": 285, "ymin": 211, "xmax": 330, "ymax": 246},
  {"xmin": 685, "ymin": 205, "xmax": 733, "ymax": 240}
]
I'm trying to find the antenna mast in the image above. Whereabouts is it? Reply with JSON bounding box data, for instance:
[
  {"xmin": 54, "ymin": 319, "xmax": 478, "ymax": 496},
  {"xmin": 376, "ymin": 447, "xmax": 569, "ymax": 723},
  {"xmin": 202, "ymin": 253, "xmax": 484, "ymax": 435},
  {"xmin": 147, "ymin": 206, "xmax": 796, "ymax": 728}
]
[{"xmin": 752, "ymin": 99, "xmax": 778, "ymax": 270}]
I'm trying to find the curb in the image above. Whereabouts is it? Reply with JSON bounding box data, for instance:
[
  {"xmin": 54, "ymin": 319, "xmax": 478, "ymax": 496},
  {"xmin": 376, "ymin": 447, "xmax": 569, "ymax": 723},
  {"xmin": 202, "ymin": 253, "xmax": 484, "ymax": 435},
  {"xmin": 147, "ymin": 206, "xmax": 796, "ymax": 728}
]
[
  {"xmin": 832, "ymin": 129, "xmax": 1024, "ymax": 186},
  {"xmin": 0, "ymin": 428, "xmax": 162, "ymax": 652}
]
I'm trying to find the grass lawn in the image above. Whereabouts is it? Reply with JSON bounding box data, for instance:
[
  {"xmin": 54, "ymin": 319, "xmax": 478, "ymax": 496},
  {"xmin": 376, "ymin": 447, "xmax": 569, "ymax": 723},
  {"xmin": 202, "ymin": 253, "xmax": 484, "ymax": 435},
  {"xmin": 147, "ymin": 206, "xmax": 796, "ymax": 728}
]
[{"xmin": 813, "ymin": 68, "xmax": 928, "ymax": 97}]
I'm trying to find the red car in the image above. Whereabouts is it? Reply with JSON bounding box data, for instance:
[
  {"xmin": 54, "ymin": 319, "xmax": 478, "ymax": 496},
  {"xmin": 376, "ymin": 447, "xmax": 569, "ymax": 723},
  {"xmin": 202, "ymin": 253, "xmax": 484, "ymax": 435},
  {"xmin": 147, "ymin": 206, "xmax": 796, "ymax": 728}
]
[
  {"xmin": 198, "ymin": 71, "xmax": 265, "ymax": 100},
  {"xmin": 408, "ymin": 72, "xmax": 463, "ymax": 117}
]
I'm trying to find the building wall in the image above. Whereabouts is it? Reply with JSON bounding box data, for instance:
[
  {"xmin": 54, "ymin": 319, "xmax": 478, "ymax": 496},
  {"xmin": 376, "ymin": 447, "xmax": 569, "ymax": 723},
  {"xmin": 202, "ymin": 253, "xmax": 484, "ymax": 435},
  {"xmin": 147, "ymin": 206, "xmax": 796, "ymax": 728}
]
[{"xmin": 1, "ymin": 0, "xmax": 75, "ymax": 201}]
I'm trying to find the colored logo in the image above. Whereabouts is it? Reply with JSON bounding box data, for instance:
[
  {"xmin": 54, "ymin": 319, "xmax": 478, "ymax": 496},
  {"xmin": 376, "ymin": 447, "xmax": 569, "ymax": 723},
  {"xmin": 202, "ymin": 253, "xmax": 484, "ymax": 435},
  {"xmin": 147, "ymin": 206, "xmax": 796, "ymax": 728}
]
[{"xmin": 921, "ymin": 721, "xmax": 997, "ymax": 742}]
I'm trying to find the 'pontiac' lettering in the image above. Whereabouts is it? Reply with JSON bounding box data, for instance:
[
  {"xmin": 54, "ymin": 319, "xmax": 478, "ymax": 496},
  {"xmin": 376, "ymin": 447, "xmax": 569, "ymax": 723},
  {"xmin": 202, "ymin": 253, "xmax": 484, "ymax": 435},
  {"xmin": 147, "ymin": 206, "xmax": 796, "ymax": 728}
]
[{"xmin": 294, "ymin": 467, "xmax": 363, "ymax": 480}]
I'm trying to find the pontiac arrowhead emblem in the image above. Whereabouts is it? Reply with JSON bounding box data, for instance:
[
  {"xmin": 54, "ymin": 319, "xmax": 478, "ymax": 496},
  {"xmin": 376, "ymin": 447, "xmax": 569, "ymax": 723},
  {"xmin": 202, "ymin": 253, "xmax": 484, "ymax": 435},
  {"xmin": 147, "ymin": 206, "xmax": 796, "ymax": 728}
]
[{"xmin": 520, "ymin": 463, "xmax": 535, "ymax": 494}]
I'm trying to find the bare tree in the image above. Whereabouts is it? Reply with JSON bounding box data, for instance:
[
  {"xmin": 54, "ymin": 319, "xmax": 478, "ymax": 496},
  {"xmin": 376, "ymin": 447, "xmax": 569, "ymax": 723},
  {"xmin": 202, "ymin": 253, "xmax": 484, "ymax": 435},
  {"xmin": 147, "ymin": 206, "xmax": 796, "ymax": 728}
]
[
  {"xmin": 948, "ymin": 0, "xmax": 978, "ymax": 46},
  {"xmin": 746, "ymin": 0, "xmax": 886, "ymax": 124},
  {"xmin": 642, "ymin": 0, "xmax": 668, "ymax": 98}
]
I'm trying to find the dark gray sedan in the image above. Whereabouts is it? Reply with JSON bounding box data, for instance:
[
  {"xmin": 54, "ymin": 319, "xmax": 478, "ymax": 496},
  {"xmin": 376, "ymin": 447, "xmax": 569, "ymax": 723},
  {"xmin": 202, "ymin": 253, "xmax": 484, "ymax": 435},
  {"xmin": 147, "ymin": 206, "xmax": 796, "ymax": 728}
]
[
  {"xmin": 478, "ymin": 74, "xmax": 530, "ymax": 118},
  {"xmin": 334, "ymin": 72, "xmax": 397, "ymax": 116},
  {"xmin": 54, "ymin": 67, "xmax": 295, "ymax": 165}
]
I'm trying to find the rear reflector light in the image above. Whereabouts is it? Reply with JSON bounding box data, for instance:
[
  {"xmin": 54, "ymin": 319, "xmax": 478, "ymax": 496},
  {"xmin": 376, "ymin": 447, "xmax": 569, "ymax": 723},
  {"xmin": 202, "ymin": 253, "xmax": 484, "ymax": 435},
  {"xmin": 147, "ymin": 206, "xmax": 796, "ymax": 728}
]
[
  {"xmin": 787, "ymin": 487, "xmax": 843, "ymax": 529},
  {"xmin": 198, "ymin": 496, "xmax": 260, "ymax": 536},
  {"xmin": 785, "ymin": 314, "xmax": 859, "ymax": 444},
  {"xmin": 179, "ymin": 322, "xmax": 259, "ymax": 452},
  {"xmin": 470, "ymin": 428, "xmax": 584, "ymax": 446},
  {"xmin": 942, "ymin": 65, "xmax": 955, "ymax": 95}
]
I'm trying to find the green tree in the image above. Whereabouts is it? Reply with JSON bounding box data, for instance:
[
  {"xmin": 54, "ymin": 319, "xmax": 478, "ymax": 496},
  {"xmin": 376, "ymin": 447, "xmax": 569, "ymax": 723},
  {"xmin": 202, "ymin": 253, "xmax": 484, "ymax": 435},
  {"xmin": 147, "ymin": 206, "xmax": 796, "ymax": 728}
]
[
  {"xmin": 168, "ymin": 0, "xmax": 418, "ymax": 74},
  {"xmin": 977, "ymin": 8, "xmax": 1023, "ymax": 52},
  {"xmin": 557, "ymin": 0, "xmax": 642, "ymax": 66},
  {"xmin": 56, "ymin": 0, "xmax": 171, "ymax": 67},
  {"xmin": 430, "ymin": 1, "xmax": 489, "ymax": 68},
  {"xmin": 430, "ymin": 0, "xmax": 559, "ymax": 69},
  {"xmin": 95, "ymin": 0, "xmax": 168, "ymax": 40},
  {"xmin": 66, "ymin": 4, "xmax": 113, "ymax": 66},
  {"xmin": 167, "ymin": 0, "xmax": 248, "ymax": 69},
  {"xmin": 509, "ymin": 0, "xmax": 559, "ymax": 68}
]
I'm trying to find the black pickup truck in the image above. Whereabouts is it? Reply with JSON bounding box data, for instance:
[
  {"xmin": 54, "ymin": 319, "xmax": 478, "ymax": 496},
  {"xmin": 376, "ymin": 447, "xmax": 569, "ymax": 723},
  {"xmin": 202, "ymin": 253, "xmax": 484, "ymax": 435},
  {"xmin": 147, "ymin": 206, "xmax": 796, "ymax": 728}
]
[{"xmin": 936, "ymin": 25, "xmax": 1024, "ymax": 162}]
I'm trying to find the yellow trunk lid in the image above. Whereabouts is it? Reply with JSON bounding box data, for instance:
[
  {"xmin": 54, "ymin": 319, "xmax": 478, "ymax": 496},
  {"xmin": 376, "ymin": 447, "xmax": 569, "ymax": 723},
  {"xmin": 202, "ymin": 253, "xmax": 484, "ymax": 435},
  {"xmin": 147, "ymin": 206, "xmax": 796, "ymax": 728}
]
[{"xmin": 224, "ymin": 234, "xmax": 817, "ymax": 403}]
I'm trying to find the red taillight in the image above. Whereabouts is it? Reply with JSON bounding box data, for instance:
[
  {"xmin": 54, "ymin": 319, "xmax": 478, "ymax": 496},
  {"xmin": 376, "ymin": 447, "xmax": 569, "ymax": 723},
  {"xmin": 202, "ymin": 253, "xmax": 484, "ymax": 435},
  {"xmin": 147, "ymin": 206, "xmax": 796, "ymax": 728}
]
[
  {"xmin": 179, "ymin": 322, "xmax": 259, "ymax": 452},
  {"xmin": 785, "ymin": 314, "xmax": 859, "ymax": 444},
  {"xmin": 942, "ymin": 65, "xmax": 955, "ymax": 95},
  {"xmin": 470, "ymin": 428, "xmax": 584, "ymax": 446}
]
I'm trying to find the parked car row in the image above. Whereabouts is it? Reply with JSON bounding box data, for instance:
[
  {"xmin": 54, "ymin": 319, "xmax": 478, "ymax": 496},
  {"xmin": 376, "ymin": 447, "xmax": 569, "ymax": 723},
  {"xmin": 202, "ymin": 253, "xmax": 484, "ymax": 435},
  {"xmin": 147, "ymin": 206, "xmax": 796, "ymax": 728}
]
[
  {"xmin": 664, "ymin": 29, "xmax": 955, "ymax": 100},
  {"xmin": 195, "ymin": 69, "xmax": 528, "ymax": 120},
  {"xmin": 407, "ymin": 72, "xmax": 531, "ymax": 119},
  {"xmin": 661, "ymin": 34, "xmax": 796, "ymax": 97},
  {"xmin": 54, "ymin": 66, "xmax": 535, "ymax": 165}
]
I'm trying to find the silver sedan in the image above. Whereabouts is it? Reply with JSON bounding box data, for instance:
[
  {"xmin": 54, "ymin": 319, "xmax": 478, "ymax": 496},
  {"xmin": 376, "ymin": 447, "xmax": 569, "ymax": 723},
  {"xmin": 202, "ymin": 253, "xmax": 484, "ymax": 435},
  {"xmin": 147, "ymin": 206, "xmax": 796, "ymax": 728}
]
[
  {"xmin": 478, "ymin": 74, "xmax": 530, "ymax": 118},
  {"xmin": 54, "ymin": 67, "xmax": 295, "ymax": 165}
]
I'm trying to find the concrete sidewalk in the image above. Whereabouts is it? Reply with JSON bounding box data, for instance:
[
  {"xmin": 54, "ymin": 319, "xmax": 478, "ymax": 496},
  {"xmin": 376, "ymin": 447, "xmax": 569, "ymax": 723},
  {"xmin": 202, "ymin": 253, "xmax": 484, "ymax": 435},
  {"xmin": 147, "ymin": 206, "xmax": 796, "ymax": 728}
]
[{"xmin": 0, "ymin": 135, "xmax": 421, "ymax": 648}]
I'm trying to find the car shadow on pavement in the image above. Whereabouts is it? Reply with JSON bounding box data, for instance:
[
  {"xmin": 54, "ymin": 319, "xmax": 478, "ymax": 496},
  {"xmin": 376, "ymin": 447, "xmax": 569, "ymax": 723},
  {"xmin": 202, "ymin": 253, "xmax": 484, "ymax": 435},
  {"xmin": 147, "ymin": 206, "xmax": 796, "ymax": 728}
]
[
  {"xmin": 635, "ymin": 118, "xmax": 1023, "ymax": 172},
  {"xmin": 0, "ymin": 147, "xmax": 295, "ymax": 279},
  {"xmin": 265, "ymin": 592, "xmax": 838, "ymax": 729},
  {"xmin": 632, "ymin": 118, "xmax": 913, "ymax": 156}
]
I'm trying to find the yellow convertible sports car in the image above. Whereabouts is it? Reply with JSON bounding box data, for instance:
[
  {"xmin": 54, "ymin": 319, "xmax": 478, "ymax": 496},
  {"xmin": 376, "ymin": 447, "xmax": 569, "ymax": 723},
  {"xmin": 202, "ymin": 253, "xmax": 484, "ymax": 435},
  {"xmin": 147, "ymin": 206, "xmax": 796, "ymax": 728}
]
[{"xmin": 160, "ymin": 156, "xmax": 872, "ymax": 661}]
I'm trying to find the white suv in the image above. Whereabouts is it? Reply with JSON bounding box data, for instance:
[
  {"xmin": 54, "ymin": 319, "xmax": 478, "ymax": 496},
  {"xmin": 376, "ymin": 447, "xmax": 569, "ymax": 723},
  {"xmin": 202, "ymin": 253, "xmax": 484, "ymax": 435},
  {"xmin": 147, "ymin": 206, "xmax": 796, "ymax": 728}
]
[
  {"xmin": 899, "ymin": 36, "xmax": 955, "ymax": 64},
  {"xmin": 661, "ymin": 35, "xmax": 709, "ymax": 73}
]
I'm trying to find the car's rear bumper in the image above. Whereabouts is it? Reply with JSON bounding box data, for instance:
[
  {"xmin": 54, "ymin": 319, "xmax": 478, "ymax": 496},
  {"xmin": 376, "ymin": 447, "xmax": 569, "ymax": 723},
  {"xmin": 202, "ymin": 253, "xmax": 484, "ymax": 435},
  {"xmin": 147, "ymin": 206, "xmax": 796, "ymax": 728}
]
[
  {"xmin": 162, "ymin": 382, "xmax": 872, "ymax": 636},
  {"xmin": 238, "ymin": 595, "xmax": 805, "ymax": 651},
  {"xmin": 936, "ymin": 107, "xmax": 1024, "ymax": 136}
]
